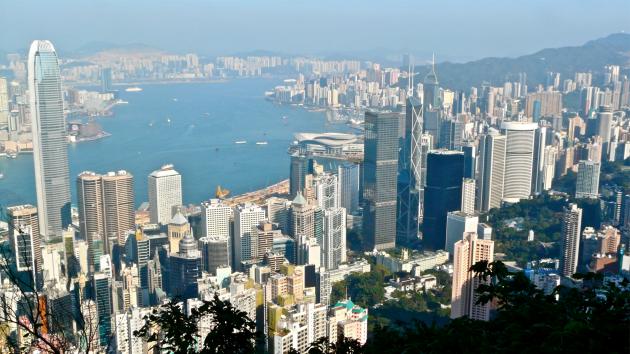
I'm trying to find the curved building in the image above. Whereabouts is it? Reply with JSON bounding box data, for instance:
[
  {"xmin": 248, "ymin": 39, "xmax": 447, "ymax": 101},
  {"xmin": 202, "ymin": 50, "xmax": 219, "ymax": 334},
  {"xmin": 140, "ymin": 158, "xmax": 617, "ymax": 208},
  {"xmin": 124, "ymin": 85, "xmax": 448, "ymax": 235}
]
[
  {"xmin": 500, "ymin": 122, "xmax": 537, "ymax": 203},
  {"xmin": 28, "ymin": 40, "xmax": 71, "ymax": 240}
]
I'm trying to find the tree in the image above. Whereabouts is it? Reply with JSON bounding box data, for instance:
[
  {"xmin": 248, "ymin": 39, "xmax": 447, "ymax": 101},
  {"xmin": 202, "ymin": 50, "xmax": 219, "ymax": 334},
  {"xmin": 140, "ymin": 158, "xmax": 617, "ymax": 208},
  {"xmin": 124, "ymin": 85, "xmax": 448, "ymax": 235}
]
[{"xmin": 134, "ymin": 293, "xmax": 256, "ymax": 354}]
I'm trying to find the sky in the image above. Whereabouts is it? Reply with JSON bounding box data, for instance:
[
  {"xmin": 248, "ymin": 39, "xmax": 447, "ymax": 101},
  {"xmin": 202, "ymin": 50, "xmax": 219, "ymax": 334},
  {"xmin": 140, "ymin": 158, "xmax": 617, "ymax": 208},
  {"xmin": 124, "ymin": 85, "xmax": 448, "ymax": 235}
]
[{"xmin": 1, "ymin": 0, "xmax": 629, "ymax": 62}]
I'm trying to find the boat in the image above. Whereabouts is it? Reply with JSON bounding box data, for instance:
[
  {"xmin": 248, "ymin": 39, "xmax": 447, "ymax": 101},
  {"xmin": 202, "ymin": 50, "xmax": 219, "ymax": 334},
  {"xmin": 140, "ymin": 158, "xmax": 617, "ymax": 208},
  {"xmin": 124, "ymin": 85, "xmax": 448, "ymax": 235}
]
[
  {"xmin": 234, "ymin": 140, "xmax": 247, "ymax": 144},
  {"xmin": 8, "ymin": 153, "xmax": 17, "ymax": 159},
  {"xmin": 125, "ymin": 87, "xmax": 143, "ymax": 92},
  {"xmin": 256, "ymin": 141, "xmax": 268, "ymax": 145},
  {"xmin": 0, "ymin": 173, "xmax": 4, "ymax": 179},
  {"xmin": 166, "ymin": 118, "xmax": 171, "ymax": 124},
  {"xmin": 173, "ymin": 98, "xmax": 178, "ymax": 102}
]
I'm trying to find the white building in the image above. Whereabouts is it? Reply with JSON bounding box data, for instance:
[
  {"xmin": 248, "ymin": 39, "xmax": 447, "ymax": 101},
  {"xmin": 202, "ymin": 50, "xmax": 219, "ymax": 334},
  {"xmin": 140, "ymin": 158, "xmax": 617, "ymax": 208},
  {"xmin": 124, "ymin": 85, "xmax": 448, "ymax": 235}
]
[
  {"xmin": 445, "ymin": 211, "xmax": 479, "ymax": 256},
  {"xmin": 201, "ymin": 199, "xmax": 232, "ymax": 238},
  {"xmin": 460, "ymin": 178, "xmax": 476, "ymax": 214},
  {"xmin": 321, "ymin": 207, "xmax": 347, "ymax": 270},
  {"xmin": 575, "ymin": 160, "xmax": 600, "ymax": 199},
  {"xmin": 148, "ymin": 164, "xmax": 182, "ymax": 225},
  {"xmin": 500, "ymin": 122, "xmax": 537, "ymax": 203},
  {"xmin": 233, "ymin": 203, "xmax": 266, "ymax": 269}
]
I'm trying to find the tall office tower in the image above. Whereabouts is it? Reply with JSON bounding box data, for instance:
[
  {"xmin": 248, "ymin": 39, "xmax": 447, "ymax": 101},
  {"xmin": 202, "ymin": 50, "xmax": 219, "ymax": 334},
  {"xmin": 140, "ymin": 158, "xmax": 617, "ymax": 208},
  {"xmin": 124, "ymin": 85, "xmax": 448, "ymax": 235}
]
[
  {"xmin": 423, "ymin": 55, "xmax": 440, "ymax": 112},
  {"xmin": 201, "ymin": 199, "xmax": 231, "ymax": 238},
  {"xmin": 500, "ymin": 122, "xmax": 537, "ymax": 203},
  {"xmin": 148, "ymin": 164, "xmax": 182, "ymax": 225},
  {"xmin": 255, "ymin": 221, "xmax": 281, "ymax": 261},
  {"xmin": 462, "ymin": 143, "xmax": 477, "ymax": 179},
  {"xmin": 623, "ymin": 195, "xmax": 630, "ymax": 230},
  {"xmin": 338, "ymin": 163, "xmax": 360, "ymax": 214},
  {"xmin": 451, "ymin": 232, "xmax": 494, "ymax": 321},
  {"xmin": 362, "ymin": 112, "xmax": 400, "ymax": 250},
  {"xmin": 289, "ymin": 155, "xmax": 310, "ymax": 198},
  {"xmin": 314, "ymin": 172, "xmax": 339, "ymax": 209},
  {"xmin": 560, "ymin": 204, "xmax": 582, "ymax": 277},
  {"xmin": 439, "ymin": 119, "xmax": 464, "ymax": 150},
  {"xmin": 0, "ymin": 77, "xmax": 8, "ymax": 128},
  {"xmin": 100, "ymin": 67, "xmax": 113, "ymax": 92},
  {"xmin": 290, "ymin": 193, "xmax": 317, "ymax": 240},
  {"xmin": 266, "ymin": 197, "xmax": 291, "ymax": 234},
  {"xmin": 168, "ymin": 233, "xmax": 201, "ymax": 299},
  {"xmin": 575, "ymin": 160, "xmax": 601, "ymax": 199},
  {"xmin": 77, "ymin": 171, "xmax": 135, "ymax": 265},
  {"xmin": 396, "ymin": 97, "xmax": 423, "ymax": 246},
  {"xmin": 461, "ymin": 178, "xmax": 476, "ymax": 215},
  {"xmin": 93, "ymin": 272, "xmax": 113, "ymax": 346},
  {"xmin": 199, "ymin": 236, "xmax": 230, "ymax": 275},
  {"xmin": 423, "ymin": 150, "xmax": 464, "ymax": 251},
  {"xmin": 531, "ymin": 126, "xmax": 547, "ymax": 195},
  {"xmin": 417, "ymin": 133, "xmax": 433, "ymax": 222},
  {"xmin": 477, "ymin": 132, "xmax": 506, "ymax": 212},
  {"xmin": 580, "ymin": 87, "xmax": 594, "ymax": 116},
  {"xmin": 28, "ymin": 40, "xmax": 71, "ymax": 240},
  {"xmin": 129, "ymin": 231, "xmax": 150, "ymax": 290},
  {"xmin": 542, "ymin": 146, "xmax": 557, "ymax": 191},
  {"xmin": 445, "ymin": 211, "xmax": 479, "ymax": 256},
  {"xmin": 597, "ymin": 105, "xmax": 613, "ymax": 157},
  {"xmin": 233, "ymin": 203, "xmax": 266, "ymax": 268},
  {"xmin": 322, "ymin": 207, "xmax": 347, "ymax": 270},
  {"xmin": 7, "ymin": 205, "xmax": 43, "ymax": 277},
  {"xmin": 168, "ymin": 212, "xmax": 190, "ymax": 254}
]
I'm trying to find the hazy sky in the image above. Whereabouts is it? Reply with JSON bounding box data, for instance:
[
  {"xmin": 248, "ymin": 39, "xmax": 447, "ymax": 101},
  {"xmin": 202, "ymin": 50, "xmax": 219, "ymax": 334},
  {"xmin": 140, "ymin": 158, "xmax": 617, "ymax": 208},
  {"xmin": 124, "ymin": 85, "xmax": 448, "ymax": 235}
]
[{"xmin": 1, "ymin": 0, "xmax": 629, "ymax": 62}]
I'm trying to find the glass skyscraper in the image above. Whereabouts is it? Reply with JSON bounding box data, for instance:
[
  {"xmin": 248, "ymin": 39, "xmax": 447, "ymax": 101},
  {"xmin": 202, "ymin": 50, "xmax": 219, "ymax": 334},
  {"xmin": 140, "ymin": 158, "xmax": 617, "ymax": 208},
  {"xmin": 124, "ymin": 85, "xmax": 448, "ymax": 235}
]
[
  {"xmin": 422, "ymin": 150, "xmax": 464, "ymax": 251},
  {"xmin": 362, "ymin": 111, "xmax": 400, "ymax": 250},
  {"xmin": 28, "ymin": 40, "xmax": 71, "ymax": 240}
]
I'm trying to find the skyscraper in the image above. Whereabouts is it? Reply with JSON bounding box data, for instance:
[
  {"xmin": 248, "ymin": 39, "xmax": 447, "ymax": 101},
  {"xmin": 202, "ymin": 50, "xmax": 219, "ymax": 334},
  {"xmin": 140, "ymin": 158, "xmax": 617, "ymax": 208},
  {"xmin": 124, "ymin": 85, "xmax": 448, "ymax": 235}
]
[
  {"xmin": 500, "ymin": 122, "xmax": 537, "ymax": 203},
  {"xmin": 460, "ymin": 178, "xmax": 476, "ymax": 215},
  {"xmin": 362, "ymin": 111, "xmax": 400, "ymax": 250},
  {"xmin": 477, "ymin": 131, "xmax": 506, "ymax": 212},
  {"xmin": 396, "ymin": 97, "xmax": 422, "ymax": 246},
  {"xmin": 168, "ymin": 233, "xmax": 202, "ymax": 299},
  {"xmin": 451, "ymin": 232, "xmax": 494, "ymax": 321},
  {"xmin": 322, "ymin": 207, "xmax": 347, "ymax": 270},
  {"xmin": 445, "ymin": 211, "xmax": 479, "ymax": 256},
  {"xmin": 7, "ymin": 205, "xmax": 42, "ymax": 277},
  {"xmin": 531, "ymin": 126, "xmax": 548, "ymax": 195},
  {"xmin": 77, "ymin": 171, "xmax": 135, "ymax": 266},
  {"xmin": 233, "ymin": 203, "xmax": 266, "ymax": 268},
  {"xmin": 28, "ymin": 40, "xmax": 71, "ymax": 240},
  {"xmin": 289, "ymin": 155, "xmax": 310, "ymax": 198},
  {"xmin": 0, "ymin": 77, "xmax": 9, "ymax": 128},
  {"xmin": 560, "ymin": 204, "xmax": 582, "ymax": 277},
  {"xmin": 148, "ymin": 164, "xmax": 182, "ymax": 225},
  {"xmin": 575, "ymin": 160, "xmax": 601, "ymax": 199},
  {"xmin": 100, "ymin": 67, "xmax": 113, "ymax": 92},
  {"xmin": 423, "ymin": 150, "xmax": 464, "ymax": 251},
  {"xmin": 201, "ymin": 199, "xmax": 232, "ymax": 238},
  {"xmin": 338, "ymin": 163, "xmax": 360, "ymax": 214},
  {"xmin": 597, "ymin": 105, "xmax": 613, "ymax": 158},
  {"xmin": 93, "ymin": 272, "xmax": 113, "ymax": 346},
  {"xmin": 199, "ymin": 236, "xmax": 230, "ymax": 274}
]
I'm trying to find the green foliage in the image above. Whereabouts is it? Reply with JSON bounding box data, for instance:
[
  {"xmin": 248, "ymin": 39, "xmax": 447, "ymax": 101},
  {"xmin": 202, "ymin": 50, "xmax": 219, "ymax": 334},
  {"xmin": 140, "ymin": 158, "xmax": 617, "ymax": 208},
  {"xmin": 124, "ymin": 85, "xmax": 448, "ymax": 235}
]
[
  {"xmin": 134, "ymin": 294, "xmax": 256, "ymax": 354},
  {"xmin": 362, "ymin": 261, "xmax": 630, "ymax": 354},
  {"xmin": 485, "ymin": 193, "xmax": 566, "ymax": 266}
]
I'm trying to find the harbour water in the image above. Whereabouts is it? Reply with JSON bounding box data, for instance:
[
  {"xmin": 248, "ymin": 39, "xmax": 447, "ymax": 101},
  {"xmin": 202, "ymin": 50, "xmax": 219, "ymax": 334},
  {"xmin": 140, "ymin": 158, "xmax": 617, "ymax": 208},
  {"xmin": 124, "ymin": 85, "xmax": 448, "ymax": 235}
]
[{"xmin": 0, "ymin": 78, "xmax": 352, "ymax": 207}]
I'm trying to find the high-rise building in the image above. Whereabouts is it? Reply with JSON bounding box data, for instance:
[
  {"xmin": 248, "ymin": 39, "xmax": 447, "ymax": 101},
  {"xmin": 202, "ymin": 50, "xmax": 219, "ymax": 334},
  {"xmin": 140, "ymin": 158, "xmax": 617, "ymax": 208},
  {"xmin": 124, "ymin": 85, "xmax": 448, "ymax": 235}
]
[
  {"xmin": 7, "ymin": 205, "xmax": 42, "ymax": 277},
  {"xmin": 289, "ymin": 155, "xmax": 310, "ymax": 198},
  {"xmin": 542, "ymin": 146, "xmax": 557, "ymax": 191},
  {"xmin": 338, "ymin": 163, "xmax": 360, "ymax": 214},
  {"xmin": 524, "ymin": 91, "xmax": 562, "ymax": 119},
  {"xmin": 460, "ymin": 178, "xmax": 476, "ymax": 215},
  {"xmin": 477, "ymin": 131, "xmax": 506, "ymax": 212},
  {"xmin": 597, "ymin": 105, "xmax": 613, "ymax": 157},
  {"xmin": 148, "ymin": 164, "xmax": 182, "ymax": 225},
  {"xmin": 445, "ymin": 211, "xmax": 479, "ymax": 256},
  {"xmin": 560, "ymin": 204, "xmax": 582, "ymax": 277},
  {"xmin": 93, "ymin": 272, "xmax": 113, "ymax": 346},
  {"xmin": 314, "ymin": 172, "xmax": 339, "ymax": 209},
  {"xmin": 531, "ymin": 126, "xmax": 548, "ymax": 195},
  {"xmin": 575, "ymin": 160, "xmax": 600, "ymax": 199},
  {"xmin": 233, "ymin": 203, "xmax": 266, "ymax": 268},
  {"xmin": 362, "ymin": 111, "xmax": 400, "ymax": 250},
  {"xmin": 77, "ymin": 170, "xmax": 135, "ymax": 266},
  {"xmin": 100, "ymin": 67, "xmax": 113, "ymax": 92},
  {"xmin": 28, "ymin": 40, "xmax": 71, "ymax": 240},
  {"xmin": 266, "ymin": 197, "xmax": 291, "ymax": 234},
  {"xmin": 198, "ymin": 236, "xmax": 229, "ymax": 274},
  {"xmin": 500, "ymin": 122, "xmax": 537, "ymax": 203},
  {"xmin": 423, "ymin": 150, "xmax": 464, "ymax": 251},
  {"xmin": 462, "ymin": 143, "xmax": 477, "ymax": 179},
  {"xmin": 451, "ymin": 232, "xmax": 494, "ymax": 321},
  {"xmin": 396, "ymin": 97, "xmax": 423, "ymax": 246},
  {"xmin": 168, "ymin": 212, "xmax": 191, "ymax": 254},
  {"xmin": 0, "ymin": 77, "xmax": 9, "ymax": 128},
  {"xmin": 201, "ymin": 198, "xmax": 231, "ymax": 238},
  {"xmin": 168, "ymin": 233, "xmax": 201, "ymax": 299},
  {"xmin": 322, "ymin": 207, "xmax": 347, "ymax": 270}
]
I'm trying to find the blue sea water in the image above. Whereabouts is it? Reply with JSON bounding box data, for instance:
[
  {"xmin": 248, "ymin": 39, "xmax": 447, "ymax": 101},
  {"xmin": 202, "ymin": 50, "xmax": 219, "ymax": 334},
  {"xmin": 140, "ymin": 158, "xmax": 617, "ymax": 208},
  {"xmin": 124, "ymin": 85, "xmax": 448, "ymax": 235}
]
[{"xmin": 0, "ymin": 78, "xmax": 351, "ymax": 207}]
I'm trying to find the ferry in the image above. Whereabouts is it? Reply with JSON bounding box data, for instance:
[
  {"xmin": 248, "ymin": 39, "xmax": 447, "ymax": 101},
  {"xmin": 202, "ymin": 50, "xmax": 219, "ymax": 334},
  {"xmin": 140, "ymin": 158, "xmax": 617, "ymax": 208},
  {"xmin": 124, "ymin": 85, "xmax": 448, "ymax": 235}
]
[
  {"xmin": 234, "ymin": 141, "xmax": 247, "ymax": 144},
  {"xmin": 0, "ymin": 173, "xmax": 4, "ymax": 179},
  {"xmin": 166, "ymin": 118, "xmax": 171, "ymax": 124},
  {"xmin": 125, "ymin": 87, "xmax": 143, "ymax": 92},
  {"xmin": 256, "ymin": 141, "xmax": 268, "ymax": 145}
]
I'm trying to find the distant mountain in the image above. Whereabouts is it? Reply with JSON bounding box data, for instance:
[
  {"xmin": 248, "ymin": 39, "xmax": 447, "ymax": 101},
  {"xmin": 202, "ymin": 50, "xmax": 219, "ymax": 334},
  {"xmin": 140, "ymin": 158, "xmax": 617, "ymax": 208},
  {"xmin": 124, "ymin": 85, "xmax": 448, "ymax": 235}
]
[
  {"xmin": 419, "ymin": 33, "xmax": 630, "ymax": 91},
  {"xmin": 74, "ymin": 42, "xmax": 163, "ymax": 57}
]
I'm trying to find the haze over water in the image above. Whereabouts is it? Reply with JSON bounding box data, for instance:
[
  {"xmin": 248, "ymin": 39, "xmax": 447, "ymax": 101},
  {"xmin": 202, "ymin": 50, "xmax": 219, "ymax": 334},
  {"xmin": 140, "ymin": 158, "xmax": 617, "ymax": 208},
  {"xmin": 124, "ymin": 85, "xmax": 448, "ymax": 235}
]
[{"xmin": 0, "ymin": 78, "xmax": 352, "ymax": 207}]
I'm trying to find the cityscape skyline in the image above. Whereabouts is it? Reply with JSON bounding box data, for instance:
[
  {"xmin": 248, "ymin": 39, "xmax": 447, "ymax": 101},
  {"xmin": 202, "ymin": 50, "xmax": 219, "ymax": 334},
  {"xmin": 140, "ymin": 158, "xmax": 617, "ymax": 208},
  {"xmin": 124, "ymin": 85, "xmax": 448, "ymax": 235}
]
[{"xmin": 0, "ymin": 2, "xmax": 629, "ymax": 349}]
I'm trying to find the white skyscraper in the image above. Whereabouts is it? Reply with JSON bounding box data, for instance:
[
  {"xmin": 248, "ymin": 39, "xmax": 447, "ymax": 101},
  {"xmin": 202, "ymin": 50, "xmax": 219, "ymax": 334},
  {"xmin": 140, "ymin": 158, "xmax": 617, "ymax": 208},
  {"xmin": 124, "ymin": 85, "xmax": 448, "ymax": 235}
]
[
  {"xmin": 314, "ymin": 172, "xmax": 339, "ymax": 209},
  {"xmin": 201, "ymin": 199, "xmax": 232, "ymax": 238},
  {"xmin": 148, "ymin": 164, "xmax": 183, "ymax": 225},
  {"xmin": 561, "ymin": 204, "xmax": 582, "ymax": 277},
  {"xmin": 28, "ymin": 40, "xmax": 71, "ymax": 240},
  {"xmin": 477, "ymin": 131, "xmax": 506, "ymax": 212},
  {"xmin": 461, "ymin": 178, "xmax": 476, "ymax": 214},
  {"xmin": 322, "ymin": 207, "xmax": 347, "ymax": 270},
  {"xmin": 531, "ymin": 126, "xmax": 547, "ymax": 195},
  {"xmin": 233, "ymin": 203, "xmax": 266, "ymax": 269},
  {"xmin": 575, "ymin": 160, "xmax": 600, "ymax": 199},
  {"xmin": 0, "ymin": 77, "xmax": 9, "ymax": 128},
  {"xmin": 445, "ymin": 211, "xmax": 479, "ymax": 256},
  {"xmin": 501, "ymin": 122, "xmax": 537, "ymax": 203}
]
